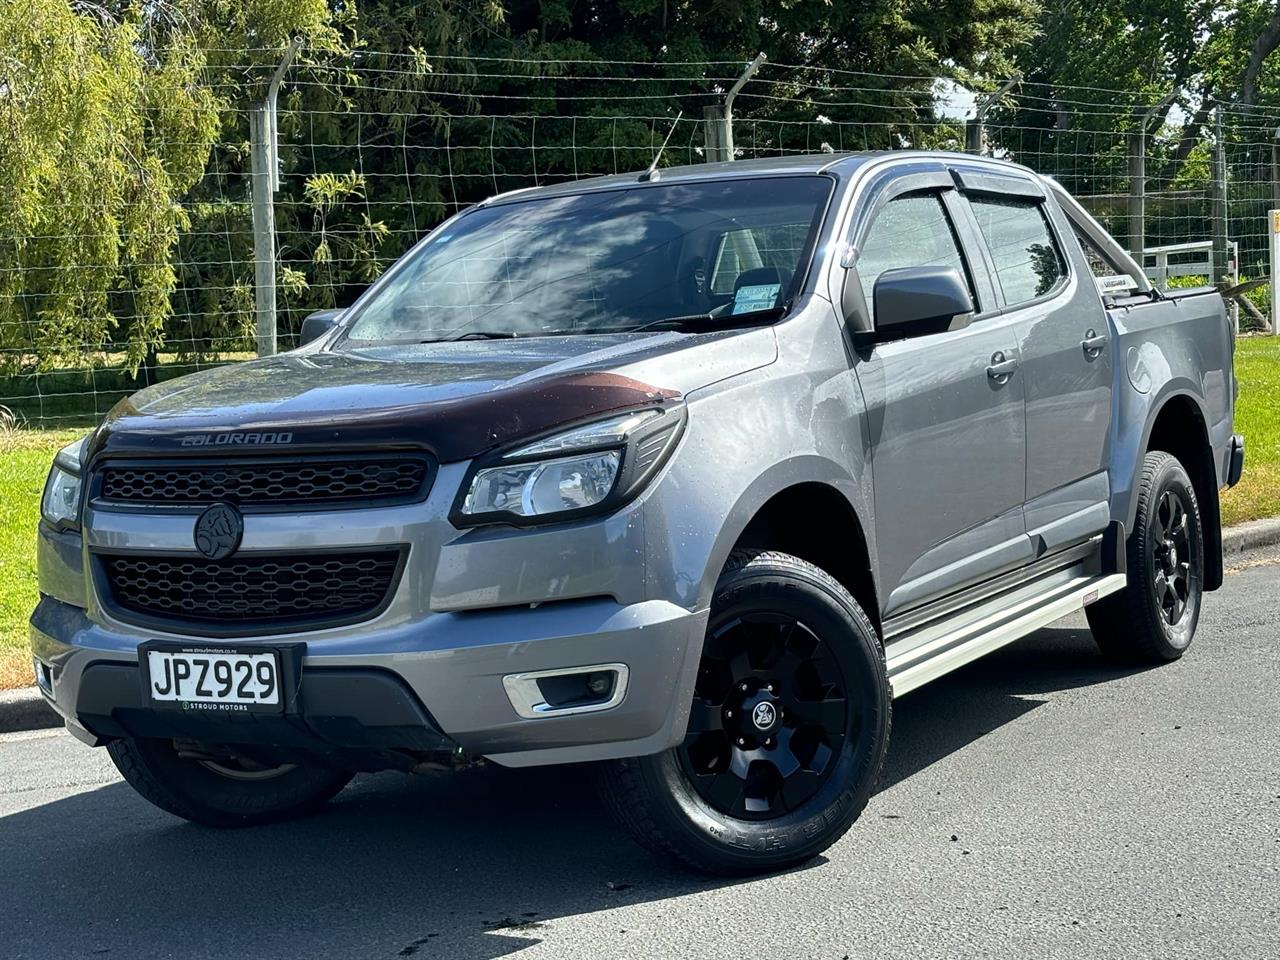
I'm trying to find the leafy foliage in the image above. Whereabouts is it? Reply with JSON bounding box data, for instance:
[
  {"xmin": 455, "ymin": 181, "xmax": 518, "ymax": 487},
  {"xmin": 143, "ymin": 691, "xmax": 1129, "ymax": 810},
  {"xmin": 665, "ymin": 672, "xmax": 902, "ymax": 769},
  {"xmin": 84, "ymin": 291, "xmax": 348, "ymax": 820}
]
[
  {"xmin": 249, "ymin": 0, "xmax": 1047, "ymax": 344},
  {"xmin": 0, "ymin": 0, "xmax": 352, "ymax": 373},
  {"xmin": 0, "ymin": 2, "xmax": 217, "ymax": 371},
  {"xmin": 26, "ymin": 0, "xmax": 1280, "ymax": 365}
]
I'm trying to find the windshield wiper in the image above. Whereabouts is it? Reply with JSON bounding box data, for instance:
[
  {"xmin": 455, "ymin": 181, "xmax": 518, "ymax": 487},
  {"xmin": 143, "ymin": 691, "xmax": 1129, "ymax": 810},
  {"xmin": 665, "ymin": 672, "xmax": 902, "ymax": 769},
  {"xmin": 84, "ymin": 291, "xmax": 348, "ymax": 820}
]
[
  {"xmin": 412, "ymin": 306, "xmax": 787, "ymax": 343},
  {"xmin": 623, "ymin": 305, "xmax": 787, "ymax": 335},
  {"xmin": 419, "ymin": 330, "xmax": 522, "ymax": 343}
]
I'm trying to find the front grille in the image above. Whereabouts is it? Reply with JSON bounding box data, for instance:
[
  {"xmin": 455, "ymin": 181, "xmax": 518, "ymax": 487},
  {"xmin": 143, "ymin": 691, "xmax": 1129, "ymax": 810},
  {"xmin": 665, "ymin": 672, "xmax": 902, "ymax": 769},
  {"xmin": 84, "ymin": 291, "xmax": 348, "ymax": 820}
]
[
  {"xmin": 99, "ymin": 550, "xmax": 404, "ymax": 631},
  {"xmin": 98, "ymin": 457, "xmax": 429, "ymax": 508}
]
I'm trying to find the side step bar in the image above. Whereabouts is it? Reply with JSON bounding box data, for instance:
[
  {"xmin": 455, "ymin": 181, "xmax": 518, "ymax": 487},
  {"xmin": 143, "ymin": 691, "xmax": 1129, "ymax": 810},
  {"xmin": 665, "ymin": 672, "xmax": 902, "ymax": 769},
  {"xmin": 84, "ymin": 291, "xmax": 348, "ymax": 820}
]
[{"xmin": 886, "ymin": 571, "xmax": 1127, "ymax": 698}]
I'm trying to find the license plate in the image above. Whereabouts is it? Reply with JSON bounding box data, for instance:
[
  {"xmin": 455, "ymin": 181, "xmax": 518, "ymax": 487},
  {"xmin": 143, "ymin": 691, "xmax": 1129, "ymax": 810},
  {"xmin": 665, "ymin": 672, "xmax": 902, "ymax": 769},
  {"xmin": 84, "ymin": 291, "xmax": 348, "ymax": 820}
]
[{"xmin": 144, "ymin": 646, "xmax": 282, "ymax": 713}]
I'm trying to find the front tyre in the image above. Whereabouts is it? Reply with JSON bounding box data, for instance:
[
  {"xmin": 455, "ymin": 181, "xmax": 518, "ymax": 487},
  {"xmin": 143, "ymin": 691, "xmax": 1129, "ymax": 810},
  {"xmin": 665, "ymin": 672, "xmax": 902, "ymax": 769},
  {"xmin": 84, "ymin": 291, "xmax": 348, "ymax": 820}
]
[
  {"xmin": 600, "ymin": 550, "xmax": 890, "ymax": 876},
  {"xmin": 1086, "ymin": 451, "xmax": 1205, "ymax": 663},
  {"xmin": 107, "ymin": 737, "xmax": 353, "ymax": 827}
]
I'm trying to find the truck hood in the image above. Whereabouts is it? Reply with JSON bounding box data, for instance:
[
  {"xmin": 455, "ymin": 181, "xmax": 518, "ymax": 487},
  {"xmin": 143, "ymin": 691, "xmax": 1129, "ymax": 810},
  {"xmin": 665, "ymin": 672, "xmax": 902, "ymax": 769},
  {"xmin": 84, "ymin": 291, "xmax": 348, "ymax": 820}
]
[{"xmin": 89, "ymin": 327, "xmax": 776, "ymax": 463}]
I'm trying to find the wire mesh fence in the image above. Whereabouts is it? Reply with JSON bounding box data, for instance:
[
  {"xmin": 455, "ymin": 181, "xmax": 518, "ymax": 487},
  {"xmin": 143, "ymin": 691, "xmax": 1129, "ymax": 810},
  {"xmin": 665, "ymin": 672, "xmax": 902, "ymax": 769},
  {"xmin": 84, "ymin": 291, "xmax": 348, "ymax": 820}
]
[{"xmin": 2, "ymin": 51, "xmax": 1276, "ymax": 428}]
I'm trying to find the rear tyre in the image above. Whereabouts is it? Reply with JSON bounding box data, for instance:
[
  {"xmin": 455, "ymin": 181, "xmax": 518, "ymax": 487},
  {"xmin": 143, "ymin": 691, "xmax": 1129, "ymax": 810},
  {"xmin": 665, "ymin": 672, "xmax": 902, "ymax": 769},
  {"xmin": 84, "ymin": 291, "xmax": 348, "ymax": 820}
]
[
  {"xmin": 107, "ymin": 737, "xmax": 353, "ymax": 827},
  {"xmin": 1086, "ymin": 451, "xmax": 1204, "ymax": 664},
  {"xmin": 600, "ymin": 549, "xmax": 890, "ymax": 876}
]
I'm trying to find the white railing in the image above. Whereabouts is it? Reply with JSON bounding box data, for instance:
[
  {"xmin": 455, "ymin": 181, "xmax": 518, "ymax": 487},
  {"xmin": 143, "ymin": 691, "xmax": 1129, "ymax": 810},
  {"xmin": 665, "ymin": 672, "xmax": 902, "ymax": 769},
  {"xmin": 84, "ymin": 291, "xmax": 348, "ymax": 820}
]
[
  {"xmin": 1144, "ymin": 239, "xmax": 1248, "ymax": 333},
  {"xmin": 1142, "ymin": 240, "xmax": 1237, "ymax": 290}
]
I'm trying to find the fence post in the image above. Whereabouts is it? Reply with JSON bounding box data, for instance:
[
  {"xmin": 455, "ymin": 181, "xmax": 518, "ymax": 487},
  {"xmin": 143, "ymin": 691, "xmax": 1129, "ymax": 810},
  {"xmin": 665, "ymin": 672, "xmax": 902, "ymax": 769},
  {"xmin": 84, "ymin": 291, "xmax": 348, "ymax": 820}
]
[
  {"xmin": 1128, "ymin": 90, "xmax": 1179, "ymax": 263},
  {"xmin": 703, "ymin": 105, "xmax": 731, "ymax": 162},
  {"xmin": 964, "ymin": 117, "xmax": 983, "ymax": 155},
  {"xmin": 1272, "ymin": 126, "xmax": 1280, "ymax": 208},
  {"xmin": 248, "ymin": 105, "xmax": 276, "ymax": 358},
  {"xmin": 1210, "ymin": 103, "xmax": 1234, "ymax": 333},
  {"xmin": 249, "ymin": 38, "xmax": 301, "ymax": 357},
  {"xmin": 966, "ymin": 75, "xmax": 1021, "ymax": 156},
  {"xmin": 1271, "ymin": 211, "xmax": 1280, "ymax": 335},
  {"xmin": 1128, "ymin": 119, "xmax": 1145, "ymax": 260},
  {"xmin": 702, "ymin": 53, "xmax": 765, "ymax": 163}
]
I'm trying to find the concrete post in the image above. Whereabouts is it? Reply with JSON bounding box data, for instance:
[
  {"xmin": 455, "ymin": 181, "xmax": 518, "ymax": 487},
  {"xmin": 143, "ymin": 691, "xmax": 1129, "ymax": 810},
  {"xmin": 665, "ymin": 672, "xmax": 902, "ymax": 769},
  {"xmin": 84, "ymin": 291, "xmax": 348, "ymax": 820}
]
[
  {"xmin": 964, "ymin": 118, "xmax": 983, "ymax": 155},
  {"xmin": 1128, "ymin": 124, "xmax": 1145, "ymax": 260},
  {"xmin": 249, "ymin": 104, "xmax": 277, "ymax": 357},
  {"xmin": 1210, "ymin": 104, "xmax": 1229, "ymax": 288},
  {"xmin": 966, "ymin": 75, "xmax": 1021, "ymax": 158},
  {"xmin": 1210, "ymin": 105, "xmax": 1236, "ymax": 334},
  {"xmin": 1272, "ymin": 129, "xmax": 1280, "ymax": 208},
  {"xmin": 248, "ymin": 38, "xmax": 301, "ymax": 357},
  {"xmin": 702, "ymin": 53, "xmax": 766, "ymax": 163},
  {"xmin": 1270, "ymin": 210, "xmax": 1280, "ymax": 334},
  {"xmin": 703, "ymin": 105, "xmax": 731, "ymax": 163},
  {"xmin": 1127, "ymin": 90, "xmax": 1178, "ymax": 265}
]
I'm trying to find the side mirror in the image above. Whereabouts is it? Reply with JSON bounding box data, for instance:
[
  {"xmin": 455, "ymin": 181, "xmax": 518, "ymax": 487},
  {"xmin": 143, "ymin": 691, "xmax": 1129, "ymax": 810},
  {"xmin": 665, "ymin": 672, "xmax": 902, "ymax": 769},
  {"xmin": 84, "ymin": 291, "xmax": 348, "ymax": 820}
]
[
  {"xmin": 870, "ymin": 266, "xmax": 974, "ymax": 342},
  {"xmin": 299, "ymin": 308, "xmax": 345, "ymax": 347}
]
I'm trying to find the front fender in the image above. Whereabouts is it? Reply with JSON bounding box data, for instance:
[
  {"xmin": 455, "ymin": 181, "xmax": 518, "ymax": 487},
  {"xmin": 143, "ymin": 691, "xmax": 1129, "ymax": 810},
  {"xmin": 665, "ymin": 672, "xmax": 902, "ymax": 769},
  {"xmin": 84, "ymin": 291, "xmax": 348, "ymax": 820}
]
[{"xmin": 640, "ymin": 370, "xmax": 873, "ymax": 616}]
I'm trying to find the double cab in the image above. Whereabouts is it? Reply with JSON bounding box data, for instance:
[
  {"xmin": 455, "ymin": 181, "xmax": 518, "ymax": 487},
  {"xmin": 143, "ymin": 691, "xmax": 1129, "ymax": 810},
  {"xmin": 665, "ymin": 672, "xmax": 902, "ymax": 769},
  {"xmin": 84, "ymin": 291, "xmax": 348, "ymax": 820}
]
[{"xmin": 32, "ymin": 152, "xmax": 1243, "ymax": 874}]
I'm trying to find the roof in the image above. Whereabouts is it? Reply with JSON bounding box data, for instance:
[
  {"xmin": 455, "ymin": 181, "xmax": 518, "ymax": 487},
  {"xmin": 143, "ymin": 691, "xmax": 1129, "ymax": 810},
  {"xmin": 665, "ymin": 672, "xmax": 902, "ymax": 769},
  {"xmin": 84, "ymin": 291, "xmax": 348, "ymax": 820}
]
[{"xmin": 479, "ymin": 151, "xmax": 1041, "ymax": 206}]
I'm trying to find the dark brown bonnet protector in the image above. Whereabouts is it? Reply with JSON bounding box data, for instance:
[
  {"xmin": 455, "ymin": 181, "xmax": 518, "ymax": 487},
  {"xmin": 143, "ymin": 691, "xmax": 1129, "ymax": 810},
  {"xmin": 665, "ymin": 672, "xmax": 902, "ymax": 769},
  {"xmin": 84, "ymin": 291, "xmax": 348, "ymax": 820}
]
[{"xmin": 88, "ymin": 372, "xmax": 682, "ymax": 465}]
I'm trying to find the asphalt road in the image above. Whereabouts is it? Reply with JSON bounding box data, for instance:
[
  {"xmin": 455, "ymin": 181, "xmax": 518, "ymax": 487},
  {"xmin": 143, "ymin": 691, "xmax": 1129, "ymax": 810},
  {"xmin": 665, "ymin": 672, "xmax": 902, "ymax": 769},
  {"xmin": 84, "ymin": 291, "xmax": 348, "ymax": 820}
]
[{"xmin": 2, "ymin": 548, "xmax": 1278, "ymax": 960}]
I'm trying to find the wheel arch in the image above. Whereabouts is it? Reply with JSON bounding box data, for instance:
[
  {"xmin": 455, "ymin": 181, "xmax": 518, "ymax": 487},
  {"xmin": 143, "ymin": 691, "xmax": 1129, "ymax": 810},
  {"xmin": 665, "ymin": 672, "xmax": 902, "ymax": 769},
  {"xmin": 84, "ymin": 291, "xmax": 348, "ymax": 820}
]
[
  {"xmin": 716, "ymin": 477, "xmax": 880, "ymax": 634},
  {"xmin": 1133, "ymin": 390, "xmax": 1223, "ymax": 590}
]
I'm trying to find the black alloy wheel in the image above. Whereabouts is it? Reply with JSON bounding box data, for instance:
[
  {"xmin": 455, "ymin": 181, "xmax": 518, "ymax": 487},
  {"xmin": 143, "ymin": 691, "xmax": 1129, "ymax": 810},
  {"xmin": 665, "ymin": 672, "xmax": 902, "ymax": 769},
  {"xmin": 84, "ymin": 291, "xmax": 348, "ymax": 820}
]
[
  {"xmin": 679, "ymin": 613, "xmax": 850, "ymax": 820},
  {"xmin": 599, "ymin": 550, "xmax": 890, "ymax": 876},
  {"xmin": 1149, "ymin": 486, "xmax": 1197, "ymax": 627},
  {"xmin": 1086, "ymin": 450, "xmax": 1205, "ymax": 664}
]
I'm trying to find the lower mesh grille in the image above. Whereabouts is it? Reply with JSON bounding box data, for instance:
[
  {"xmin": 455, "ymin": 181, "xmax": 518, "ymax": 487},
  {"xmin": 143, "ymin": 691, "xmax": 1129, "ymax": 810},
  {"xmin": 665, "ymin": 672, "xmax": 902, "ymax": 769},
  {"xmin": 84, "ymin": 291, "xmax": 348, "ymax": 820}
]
[{"xmin": 99, "ymin": 550, "xmax": 403, "ymax": 631}]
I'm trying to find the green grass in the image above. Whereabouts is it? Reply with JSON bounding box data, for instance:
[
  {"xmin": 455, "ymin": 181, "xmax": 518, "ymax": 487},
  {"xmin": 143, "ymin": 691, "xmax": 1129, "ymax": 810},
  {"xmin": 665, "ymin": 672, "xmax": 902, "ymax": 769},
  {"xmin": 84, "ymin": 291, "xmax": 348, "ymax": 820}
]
[
  {"xmin": 0, "ymin": 427, "xmax": 81, "ymax": 689},
  {"xmin": 1222, "ymin": 337, "xmax": 1280, "ymax": 526},
  {"xmin": 0, "ymin": 339, "xmax": 1276, "ymax": 690}
]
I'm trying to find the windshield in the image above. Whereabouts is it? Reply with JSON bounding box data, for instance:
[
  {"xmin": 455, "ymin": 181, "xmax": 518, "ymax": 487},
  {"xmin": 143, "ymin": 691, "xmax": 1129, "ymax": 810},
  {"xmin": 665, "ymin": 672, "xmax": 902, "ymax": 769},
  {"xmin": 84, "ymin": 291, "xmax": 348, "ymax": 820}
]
[{"xmin": 340, "ymin": 176, "xmax": 833, "ymax": 343}]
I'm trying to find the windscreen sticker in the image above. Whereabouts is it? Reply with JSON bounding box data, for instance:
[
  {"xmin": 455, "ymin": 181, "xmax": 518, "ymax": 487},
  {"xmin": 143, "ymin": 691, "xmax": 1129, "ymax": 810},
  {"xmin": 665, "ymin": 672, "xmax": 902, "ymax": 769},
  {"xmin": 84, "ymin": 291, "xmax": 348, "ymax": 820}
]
[{"xmin": 732, "ymin": 283, "xmax": 781, "ymax": 314}]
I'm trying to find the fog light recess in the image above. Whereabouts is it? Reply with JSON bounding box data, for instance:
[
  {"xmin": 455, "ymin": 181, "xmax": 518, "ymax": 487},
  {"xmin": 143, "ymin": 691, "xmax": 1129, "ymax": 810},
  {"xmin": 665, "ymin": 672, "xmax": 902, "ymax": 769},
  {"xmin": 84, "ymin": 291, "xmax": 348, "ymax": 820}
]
[
  {"xmin": 33, "ymin": 658, "xmax": 53, "ymax": 696},
  {"xmin": 502, "ymin": 663, "xmax": 629, "ymax": 719}
]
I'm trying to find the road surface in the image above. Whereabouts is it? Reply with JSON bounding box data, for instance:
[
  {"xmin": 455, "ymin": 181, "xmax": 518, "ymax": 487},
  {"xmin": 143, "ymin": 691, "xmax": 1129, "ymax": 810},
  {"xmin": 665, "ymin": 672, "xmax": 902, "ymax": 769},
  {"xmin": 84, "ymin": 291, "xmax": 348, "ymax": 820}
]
[{"xmin": 2, "ymin": 548, "xmax": 1277, "ymax": 959}]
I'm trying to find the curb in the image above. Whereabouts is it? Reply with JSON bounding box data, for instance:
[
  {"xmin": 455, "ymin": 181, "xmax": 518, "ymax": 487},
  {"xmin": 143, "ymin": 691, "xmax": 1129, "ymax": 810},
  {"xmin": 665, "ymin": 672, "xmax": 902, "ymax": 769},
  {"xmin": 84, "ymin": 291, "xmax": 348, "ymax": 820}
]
[
  {"xmin": 0, "ymin": 686, "xmax": 59, "ymax": 735},
  {"xmin": 2, "ymin": 519, "xmax": 1278, "ymax": 737},
  {"xmin": 1221, "ymin": 516, "xmax": 1280, "ymax": 555}
]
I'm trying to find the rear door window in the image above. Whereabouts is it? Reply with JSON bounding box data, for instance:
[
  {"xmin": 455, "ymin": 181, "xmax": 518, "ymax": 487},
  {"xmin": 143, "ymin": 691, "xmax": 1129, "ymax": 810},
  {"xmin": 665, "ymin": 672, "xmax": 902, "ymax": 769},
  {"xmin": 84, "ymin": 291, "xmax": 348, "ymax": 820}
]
[{"xmin": 970, "ymin": 197, "xmax": 1067, "ymax": 305}]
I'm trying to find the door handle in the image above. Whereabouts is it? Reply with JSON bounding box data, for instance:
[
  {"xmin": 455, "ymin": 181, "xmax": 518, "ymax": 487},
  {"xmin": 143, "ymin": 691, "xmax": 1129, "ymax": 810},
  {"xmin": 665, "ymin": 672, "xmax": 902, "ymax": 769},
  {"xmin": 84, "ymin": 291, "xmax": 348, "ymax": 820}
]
[
  {"xmin": 987, "ymin": 351, "xmax": 1018, "ymax": 383},
  {"xmin": 1081, "ymin": 329, "xmax": 1108, "ymax": 358}
]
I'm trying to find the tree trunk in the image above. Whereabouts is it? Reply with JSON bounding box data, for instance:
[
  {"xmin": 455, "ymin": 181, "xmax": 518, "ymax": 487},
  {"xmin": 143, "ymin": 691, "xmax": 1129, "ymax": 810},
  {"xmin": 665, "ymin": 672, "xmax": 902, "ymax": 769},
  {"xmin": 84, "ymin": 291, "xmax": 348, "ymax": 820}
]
[{"xmin": 1242, "ymin": 3, "xmax": 1280, "ymax": 109}]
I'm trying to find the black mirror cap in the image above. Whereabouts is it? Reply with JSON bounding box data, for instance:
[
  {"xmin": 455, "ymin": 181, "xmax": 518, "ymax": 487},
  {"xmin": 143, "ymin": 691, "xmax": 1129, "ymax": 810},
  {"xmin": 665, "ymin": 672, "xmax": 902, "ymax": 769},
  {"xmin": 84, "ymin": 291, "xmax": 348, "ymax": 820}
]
[
  {"xmin": 299, "ymin": 308, "xmax": 345, "ymax": 347},
  {"xmin": 870, "ymin": 266, "xmax": 974, "ymax": 342}
]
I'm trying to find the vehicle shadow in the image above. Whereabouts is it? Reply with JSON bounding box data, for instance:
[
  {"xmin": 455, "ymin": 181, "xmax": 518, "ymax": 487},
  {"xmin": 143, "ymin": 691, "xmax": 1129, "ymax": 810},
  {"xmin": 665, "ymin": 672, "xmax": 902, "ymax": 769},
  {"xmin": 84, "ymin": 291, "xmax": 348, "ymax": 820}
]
[
  {"xmin": 880, "ymin": 623, "xmax": 1151, "ymax": 790},
  {"xmin": 0, "ymin": 624, "xmax": 1148, "ymax": 959}
]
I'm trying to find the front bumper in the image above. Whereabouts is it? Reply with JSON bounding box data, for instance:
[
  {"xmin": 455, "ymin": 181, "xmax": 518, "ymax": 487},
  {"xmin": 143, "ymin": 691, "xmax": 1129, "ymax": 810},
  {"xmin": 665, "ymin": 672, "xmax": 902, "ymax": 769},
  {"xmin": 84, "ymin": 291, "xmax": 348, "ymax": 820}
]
[{"xmin": 31, "ymin": 594, "xmax": 707, "ymax": 768}]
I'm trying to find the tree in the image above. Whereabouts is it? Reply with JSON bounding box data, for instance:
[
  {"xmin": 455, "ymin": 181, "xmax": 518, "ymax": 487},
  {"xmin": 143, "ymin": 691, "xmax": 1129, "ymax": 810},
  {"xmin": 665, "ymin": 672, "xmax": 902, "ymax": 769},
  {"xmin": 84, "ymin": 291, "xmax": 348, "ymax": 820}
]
[
  {"xmin": 243, "ymin": 0, "xmax": 1045, "ymax": 344},
  {"xmin": 0, "ymin": 1, "xmax": 217, "ymax": 371},
  {"xmin": 0, "ymin": 0, "xmax": 351, "ymax": 374},
  {"xmin": 4, "ymin": 0, "xmax": 1046, "ymax": 367},
  {"xmin": 991, "ymin": 0, "xmax": 1280, "ymax": 273}
]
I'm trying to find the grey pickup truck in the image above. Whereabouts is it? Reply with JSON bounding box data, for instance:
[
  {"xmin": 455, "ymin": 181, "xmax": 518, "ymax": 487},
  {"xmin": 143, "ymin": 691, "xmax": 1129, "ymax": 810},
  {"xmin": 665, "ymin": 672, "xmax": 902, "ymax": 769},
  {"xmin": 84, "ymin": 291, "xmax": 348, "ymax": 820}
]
[{"xmin": 31, "ymin": 151, "xmax": 1243, "ymax": 875}]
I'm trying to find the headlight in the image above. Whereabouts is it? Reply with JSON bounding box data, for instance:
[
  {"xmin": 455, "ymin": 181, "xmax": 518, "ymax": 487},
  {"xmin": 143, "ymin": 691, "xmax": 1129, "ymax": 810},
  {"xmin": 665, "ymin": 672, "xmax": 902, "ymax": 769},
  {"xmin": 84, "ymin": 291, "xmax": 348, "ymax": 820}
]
[
  {"xmin": 454, "ymin": 405, "xmax": 684, "ymax": 526},
  {"xmin": 41, "ymin": 437, "xmax": 87, "ymax": 529},
  {"xmin": 464, "ymin": 450, "xmax": 621, "ymax": 518}
]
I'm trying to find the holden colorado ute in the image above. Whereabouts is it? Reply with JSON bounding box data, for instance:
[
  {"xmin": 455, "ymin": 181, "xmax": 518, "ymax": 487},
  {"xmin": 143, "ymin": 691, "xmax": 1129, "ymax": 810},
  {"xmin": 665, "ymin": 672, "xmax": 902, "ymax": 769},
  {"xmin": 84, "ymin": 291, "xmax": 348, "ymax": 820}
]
[{"xmin": 31, "ymin": 152, "xmax": 1244, "ymax": 875}]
